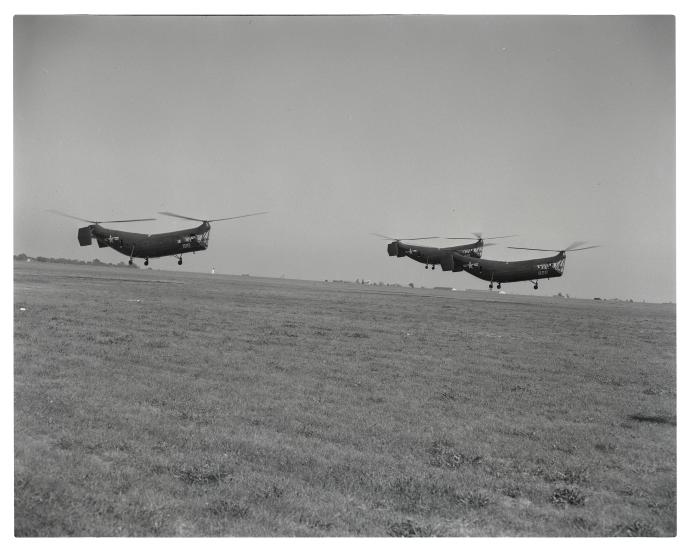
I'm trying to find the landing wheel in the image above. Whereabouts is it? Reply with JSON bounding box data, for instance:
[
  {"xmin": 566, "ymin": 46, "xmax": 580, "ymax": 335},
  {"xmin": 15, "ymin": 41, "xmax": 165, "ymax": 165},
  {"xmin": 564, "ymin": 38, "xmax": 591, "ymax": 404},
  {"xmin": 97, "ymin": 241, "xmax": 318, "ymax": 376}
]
[
  {"xmin": 128, "ymin": 259, "xmax": 133, "ymax": 265},
  {"xmin": 178, "ymin": 259, "xmax": 182, "ymax": 266},
  {"xmin": 431, "ymin": 265, "xmax": 435, "ymax": 270},
  {"xmin": 489, "ymin": 283, "xmax": 493, "ymax": 289},
  {"xmin": 497, "ymin": 283, "xmax": 501, "ymax": 290},
  {"xmin": 144, "ymin": 259, "xmax": 149, "ymax": 266},
  {"xmin": 534, "ymin": 283, "xmax": 538, "ymax": 290},
  {"xmin": 425, "ymin": 265, "xmax": 429, "ymax": 269}
]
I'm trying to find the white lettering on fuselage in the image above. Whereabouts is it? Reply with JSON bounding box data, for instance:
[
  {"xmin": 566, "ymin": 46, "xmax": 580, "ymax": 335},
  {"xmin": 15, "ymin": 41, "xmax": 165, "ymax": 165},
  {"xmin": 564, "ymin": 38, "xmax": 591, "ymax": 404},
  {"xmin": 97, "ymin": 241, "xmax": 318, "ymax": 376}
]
[
  {"xmin": 537, "ymin": 262, "xmax": 561, "ymax": 271},
  {"xmin": 537, "ymin": 261, "xmax": 562, "ymax": 277}
]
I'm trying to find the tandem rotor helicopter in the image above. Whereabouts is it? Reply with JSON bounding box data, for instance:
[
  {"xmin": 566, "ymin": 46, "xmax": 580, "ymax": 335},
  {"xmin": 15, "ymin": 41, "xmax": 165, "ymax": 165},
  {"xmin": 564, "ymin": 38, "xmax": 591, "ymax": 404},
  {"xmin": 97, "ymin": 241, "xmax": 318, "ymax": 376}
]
[
  {"xmin": 378, "ymin": 232, "xmax": 598, "ymax": 290},
  {"xmin": 372, "ymin": 233, "xmax": 516, "ymax": 270},
  {"xmin": 48, "ymin": 209, "xmax": 268, "ymax": 266},
  {"xmin": 448, "ymin": 242, "xmax": 599, "ymax": 290}
]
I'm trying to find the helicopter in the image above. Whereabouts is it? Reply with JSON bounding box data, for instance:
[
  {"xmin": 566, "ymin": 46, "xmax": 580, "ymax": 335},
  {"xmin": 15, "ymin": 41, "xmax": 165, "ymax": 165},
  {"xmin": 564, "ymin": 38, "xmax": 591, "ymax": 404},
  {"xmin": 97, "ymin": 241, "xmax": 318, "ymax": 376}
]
[
  {"xmin": 48, "ymin": 209, "xmax": 268, "ymax": 266},
  {"xmin": 374, "ymin": 232, "xmax": 515, "ymax": 270},
  {"xmin": 450, "ymin": 242, "xmax": 599, "ymax": 290}
]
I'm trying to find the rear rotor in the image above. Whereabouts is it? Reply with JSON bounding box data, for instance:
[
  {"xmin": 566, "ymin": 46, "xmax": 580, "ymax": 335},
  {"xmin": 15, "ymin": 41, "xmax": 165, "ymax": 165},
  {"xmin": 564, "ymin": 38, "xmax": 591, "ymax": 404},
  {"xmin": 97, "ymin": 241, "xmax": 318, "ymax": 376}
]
[
  {"xmin": 371, "ymin": 233, "xmax": 439, "ymax": 242},
  {"xmin": 47, "ymin": 209, "xmax": 156, "ymax": 224},
  {"xmin": 508, "ymin": 241, "xmax": 600, "ymax": 253},
  {"xmin": 444, "ymin": 232, "xmax": 517, "ymax": 242}
]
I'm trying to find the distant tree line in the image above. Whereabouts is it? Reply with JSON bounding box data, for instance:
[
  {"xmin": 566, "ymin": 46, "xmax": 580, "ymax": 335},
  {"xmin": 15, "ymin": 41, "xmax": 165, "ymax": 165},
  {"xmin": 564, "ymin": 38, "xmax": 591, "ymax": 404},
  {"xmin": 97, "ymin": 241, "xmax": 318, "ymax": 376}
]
[
  {"xmin": 14, "ymin": 253, "xmax": 139, "ymax": 268},
  {"xmin": 352, "ymin": 278, "xmax": 407, "ymax": 287}
]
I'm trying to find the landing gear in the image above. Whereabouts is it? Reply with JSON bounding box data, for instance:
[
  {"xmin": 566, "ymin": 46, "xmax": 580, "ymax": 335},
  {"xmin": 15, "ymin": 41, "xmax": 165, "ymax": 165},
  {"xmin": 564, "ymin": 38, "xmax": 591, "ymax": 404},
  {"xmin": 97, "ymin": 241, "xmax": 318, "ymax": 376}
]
[
  {"xmin": 144, "ymin": 258, "xmax": 149, "ymax": 266},
  {"xmin": 128, "ymin": 245, "xmax": 135, "ymax": 266},
  {"xmin": 174, "ymin": 254, "xmax": 183, "ymax": 266},
  {"xmin": 425, "ymin": 265, "xmax": 429, "ymax": 269},
  {"xmin": 431, "ymin": 265, "xmax": 435, "ymax": 270},
  {"xmin": 497, "ymin": 283, "xmax": 502, "ymax": 290},
  {"xmin": 128, "ymin": 259, "xmax": 133, "ymax": 265},
  {"xmin": 178, "ymin": 259, "xmax": 182, "ymax": 266},
  {"xmin": 534, "ymin": 283, "xmax": 538, "ymax": 290},
  {"xmin": 489, "ymin": 282, "xmax": 493, "ymax": 289}
]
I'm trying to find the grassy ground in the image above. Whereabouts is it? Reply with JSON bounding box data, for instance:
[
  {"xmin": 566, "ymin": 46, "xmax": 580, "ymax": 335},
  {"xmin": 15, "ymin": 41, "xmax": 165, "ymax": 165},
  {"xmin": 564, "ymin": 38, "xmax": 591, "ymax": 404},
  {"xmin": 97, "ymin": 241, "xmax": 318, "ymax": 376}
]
[{"xmin": 14, "ymin": 261, "xmax": 676, "ymax": 536}]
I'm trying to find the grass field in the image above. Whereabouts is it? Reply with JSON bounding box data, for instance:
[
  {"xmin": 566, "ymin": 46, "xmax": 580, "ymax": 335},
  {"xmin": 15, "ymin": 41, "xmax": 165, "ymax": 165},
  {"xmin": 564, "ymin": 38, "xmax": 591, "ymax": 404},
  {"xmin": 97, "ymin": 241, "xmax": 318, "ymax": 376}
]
[{"xmin": 13, "ymin": 261, "xmax": 676, "ymax": 536}]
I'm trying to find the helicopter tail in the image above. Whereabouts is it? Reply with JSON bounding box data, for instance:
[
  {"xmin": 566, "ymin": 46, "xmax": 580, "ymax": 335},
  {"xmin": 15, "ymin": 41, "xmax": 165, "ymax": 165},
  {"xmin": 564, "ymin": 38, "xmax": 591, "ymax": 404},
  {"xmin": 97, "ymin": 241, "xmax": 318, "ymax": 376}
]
[
  {"xmin": 78, "ymin": 226, "xmax": 93, "ymax": 246},
  {"xmin": 387, "ymin": 241, "xmax": 406, "ymax": 257}
]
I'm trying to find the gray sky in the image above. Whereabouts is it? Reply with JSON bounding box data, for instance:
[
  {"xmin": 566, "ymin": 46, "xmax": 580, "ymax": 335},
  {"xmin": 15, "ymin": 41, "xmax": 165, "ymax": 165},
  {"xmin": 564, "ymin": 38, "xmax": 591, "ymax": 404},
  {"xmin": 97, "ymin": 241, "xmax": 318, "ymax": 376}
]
[{"xmin": 14, "ymin": 15, "xmax": 675, "ymax": 301}]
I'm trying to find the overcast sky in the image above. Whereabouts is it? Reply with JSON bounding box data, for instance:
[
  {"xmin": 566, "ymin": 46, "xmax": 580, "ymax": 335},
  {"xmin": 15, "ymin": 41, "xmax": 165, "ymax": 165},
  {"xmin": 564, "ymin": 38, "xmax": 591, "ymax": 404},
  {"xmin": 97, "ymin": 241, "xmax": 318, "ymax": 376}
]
[{"xmin": 13, "ymin": 15, "xmax": 675, "ymax": 301}]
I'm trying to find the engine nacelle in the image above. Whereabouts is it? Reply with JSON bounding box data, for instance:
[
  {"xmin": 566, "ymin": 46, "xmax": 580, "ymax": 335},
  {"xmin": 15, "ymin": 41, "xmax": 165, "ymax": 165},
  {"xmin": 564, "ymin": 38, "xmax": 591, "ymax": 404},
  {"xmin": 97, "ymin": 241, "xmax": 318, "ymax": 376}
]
[{"xmin": 77, "ymin": 226, "xmax": 93, "ymax": 246}]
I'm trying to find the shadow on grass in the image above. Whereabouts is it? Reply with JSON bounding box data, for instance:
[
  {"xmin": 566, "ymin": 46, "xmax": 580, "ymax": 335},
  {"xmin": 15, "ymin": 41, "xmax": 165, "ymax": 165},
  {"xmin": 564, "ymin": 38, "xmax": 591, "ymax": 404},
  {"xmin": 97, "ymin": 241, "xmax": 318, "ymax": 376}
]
[{"xmin": 627, "ymin": 414, "xmax": 676, "ymax": 426}]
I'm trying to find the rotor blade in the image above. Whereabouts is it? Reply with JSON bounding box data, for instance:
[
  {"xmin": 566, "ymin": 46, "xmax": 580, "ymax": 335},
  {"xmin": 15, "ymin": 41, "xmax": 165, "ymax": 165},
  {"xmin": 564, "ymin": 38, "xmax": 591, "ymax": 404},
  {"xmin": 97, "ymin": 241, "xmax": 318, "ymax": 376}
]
[
  {"xmin": 47, "ymin": 209, "xmax": 95, "ymax": 223},
  {"xmin": 507, "ymin": 247, "xmax": 560, "ymax": 252},
  {"xmin": 97, "ymin": 218, "xmax": 156, "ymax": 223},
  {"xmin": 158, "ymin": 211, "xmax": 205, "ymax": 222},
  {"xmin": 567, "ymin": 245, "xmax": 600, "ymax": 252},
  {"xmin": 446, "ymin": 234, "xmax": 516, "ymax": 241},
  {"xmin": 483, "ymin": 234, "xmax": 518, "ymax": 240},
  {"xmin": 448, "ymin": 240, "xmax": 495, "ymax": 247},
  {"xmin": 564, "ymin": 241, "xmax": 590, "ymax": 252},
  {"xmin": 509, "ymin": 244, "xmax": 599, "ymax": 253},
  {"xmin": 458, "ymin": 243, "xmax": 496, "ymax": 250},
  {"xmin": 371, "ymin": 233, "xmax": 439, "ymax": 241},
  {"xmin": 47, "ymin": 210, "xmax": 155, "ymax": 224},
  {"xmin": 206, "ymin": 211, "xmax": 269, "ymax": 222}
]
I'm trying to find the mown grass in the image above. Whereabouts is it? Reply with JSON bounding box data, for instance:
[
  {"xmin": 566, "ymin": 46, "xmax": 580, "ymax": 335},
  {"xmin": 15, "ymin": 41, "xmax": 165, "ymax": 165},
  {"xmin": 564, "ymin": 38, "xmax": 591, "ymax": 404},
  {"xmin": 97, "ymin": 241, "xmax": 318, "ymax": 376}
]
[{"xmin": 14, "ymin": 262, "xmax": 676, "ymax": 536}]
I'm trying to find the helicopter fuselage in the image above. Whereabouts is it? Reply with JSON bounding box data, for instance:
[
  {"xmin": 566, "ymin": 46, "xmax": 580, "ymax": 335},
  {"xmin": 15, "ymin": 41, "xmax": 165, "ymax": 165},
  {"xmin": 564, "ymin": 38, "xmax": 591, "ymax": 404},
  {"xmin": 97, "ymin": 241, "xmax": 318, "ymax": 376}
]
[
  {"xmin": 388, "ymin": 240, "xmax": 484, "ymax": 267},
  {"xmin": 452, "ymin": 251, "xmax": 566, "ymax": 283},
  {"xmin": 79, "ymin": 222, "xmax": 211, "ymax": 260}
]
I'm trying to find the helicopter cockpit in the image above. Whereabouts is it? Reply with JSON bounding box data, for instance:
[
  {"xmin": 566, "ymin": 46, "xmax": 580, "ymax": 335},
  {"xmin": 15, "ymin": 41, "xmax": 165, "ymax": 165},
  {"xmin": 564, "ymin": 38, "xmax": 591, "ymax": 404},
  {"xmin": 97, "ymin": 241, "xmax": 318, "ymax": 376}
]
[
  {"xmin": 537, "ymin": 257, "xmax": 566, "ymax": 276},
  {"xmin": 191, "ymin": 229, "xmax": 210, "ymax": 249}
]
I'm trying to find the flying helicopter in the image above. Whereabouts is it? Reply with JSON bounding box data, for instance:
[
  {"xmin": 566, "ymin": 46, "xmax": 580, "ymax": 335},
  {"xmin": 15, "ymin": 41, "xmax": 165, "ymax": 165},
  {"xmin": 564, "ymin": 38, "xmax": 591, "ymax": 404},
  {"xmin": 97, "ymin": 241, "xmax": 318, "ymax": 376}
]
[
  {"xmin": 48, "ymin": 209, "xmax": 268, "ymax": 266},
  {"xmin": 374, "ymin": 232, "xmax": 515, "ymax": 270},
  {"xmin": 450, "ymin": 241, "xmax": 599, "ymax": 290}
]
